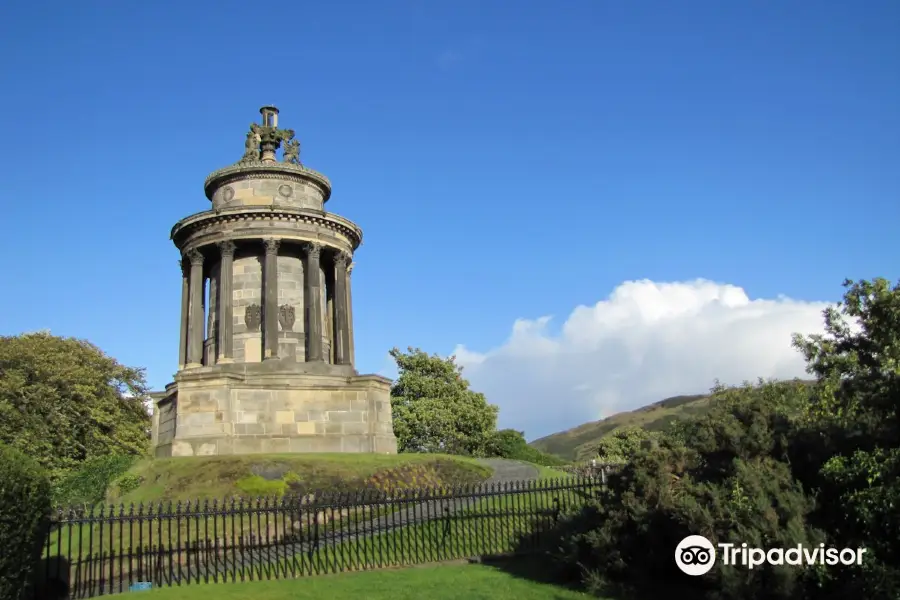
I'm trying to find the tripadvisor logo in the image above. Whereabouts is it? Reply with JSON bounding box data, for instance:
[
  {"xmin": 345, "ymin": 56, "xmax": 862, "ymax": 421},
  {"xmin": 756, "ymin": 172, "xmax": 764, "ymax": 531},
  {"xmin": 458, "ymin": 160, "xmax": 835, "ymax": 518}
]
[{"xmin": 675, "ymin": 535, "xmax": 867, "ymax": 576}]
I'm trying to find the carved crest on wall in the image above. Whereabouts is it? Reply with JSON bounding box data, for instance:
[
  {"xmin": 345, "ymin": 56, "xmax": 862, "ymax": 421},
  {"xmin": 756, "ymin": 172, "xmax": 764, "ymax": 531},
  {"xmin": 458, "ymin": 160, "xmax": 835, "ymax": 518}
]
[
  {"xmin": 245, "ymin": 304, "xmax": 262, "ymax": 332},
  {"xmin": 279, "ymin": 304, "xmax": 296, "ymax": 331}
]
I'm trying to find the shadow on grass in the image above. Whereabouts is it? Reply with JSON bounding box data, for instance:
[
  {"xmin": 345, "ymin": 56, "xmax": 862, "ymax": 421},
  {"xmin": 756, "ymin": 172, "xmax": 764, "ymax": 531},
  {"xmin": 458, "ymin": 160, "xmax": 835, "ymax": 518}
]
[
  {"xmin": 467, "ymin": 555, "xmax": 594, "ymax": 600},
  {"xmin": 30, "ymin": 554, "xmax": 71, "ymax": 600},
  {"xmin": 478, "ymin": 553, "xmax": 695, "ymax": 600},
  {"xmin": 477, "ymin": 503, "xmax": 705, "ymax": 600}
]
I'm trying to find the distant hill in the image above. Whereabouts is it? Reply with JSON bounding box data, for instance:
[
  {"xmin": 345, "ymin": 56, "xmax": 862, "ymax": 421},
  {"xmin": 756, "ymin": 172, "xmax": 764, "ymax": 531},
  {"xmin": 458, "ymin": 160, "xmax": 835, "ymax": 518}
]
[
  {"xmin": 529, "ymin": 392, "xmax": 716, "ymax": 461},
  {"xmin": 531, "ymin": 380, "xmax": 815, "ymax": 461}
]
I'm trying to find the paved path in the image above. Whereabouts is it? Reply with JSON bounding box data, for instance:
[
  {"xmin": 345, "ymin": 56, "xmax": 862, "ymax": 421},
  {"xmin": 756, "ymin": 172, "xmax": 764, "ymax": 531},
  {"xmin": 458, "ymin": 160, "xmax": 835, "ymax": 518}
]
[{"xmin": 478, "ymin": 459, "xmax": 540, "ymax": 484}]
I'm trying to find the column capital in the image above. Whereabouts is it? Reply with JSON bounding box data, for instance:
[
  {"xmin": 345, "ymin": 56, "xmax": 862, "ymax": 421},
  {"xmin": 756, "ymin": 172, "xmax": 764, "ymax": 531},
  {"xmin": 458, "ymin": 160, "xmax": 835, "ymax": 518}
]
[
  {"xmin": 263, "ymin": 238, "xmax": 281, "ymax": 255},
  {"xmin": 347, "ymin": 262, "xmax": 355, "ymax": 276},
  {"xmin": 333, "ymin": 251, "xmax": 351, "ymax": 269},
  {"xmin": 218, "ymin": 240, "xmax": 236, "ymax": 259},
  {"xmin": 187, "ymin": 249, "xmax": 204, "ymax": 266},
  {"xmin": 304, "ymin": 242, "xmax": 322, "ymax": 260}
]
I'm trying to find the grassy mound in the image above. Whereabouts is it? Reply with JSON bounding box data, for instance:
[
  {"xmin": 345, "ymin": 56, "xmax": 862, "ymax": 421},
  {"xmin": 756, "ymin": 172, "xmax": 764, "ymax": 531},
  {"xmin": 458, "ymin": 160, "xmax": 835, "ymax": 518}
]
[{"xmin": 105, "ymin": 453, "xmax": 492, "ymax": 504}]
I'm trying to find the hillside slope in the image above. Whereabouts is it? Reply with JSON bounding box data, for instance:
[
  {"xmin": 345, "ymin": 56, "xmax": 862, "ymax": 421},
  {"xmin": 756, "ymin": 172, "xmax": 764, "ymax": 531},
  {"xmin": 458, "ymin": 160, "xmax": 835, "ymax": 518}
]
[
  {"xmin": 105, "ymin": 453, "xmax": 492, "ymax": 504},
  {"xmin": 529, "ymin": 393, "xmax": 714, "ymax": 460},
  {"xmin": 532, "ymin": 379, "xmax": 815, "ymax": 460}
]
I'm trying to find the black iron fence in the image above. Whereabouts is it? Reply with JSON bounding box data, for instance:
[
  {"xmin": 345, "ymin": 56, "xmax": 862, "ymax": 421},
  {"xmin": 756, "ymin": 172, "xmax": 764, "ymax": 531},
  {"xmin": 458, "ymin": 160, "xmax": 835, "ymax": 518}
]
[{"xmin": 32, "ymin": 477, "xmax": 602, "ymax": 598}]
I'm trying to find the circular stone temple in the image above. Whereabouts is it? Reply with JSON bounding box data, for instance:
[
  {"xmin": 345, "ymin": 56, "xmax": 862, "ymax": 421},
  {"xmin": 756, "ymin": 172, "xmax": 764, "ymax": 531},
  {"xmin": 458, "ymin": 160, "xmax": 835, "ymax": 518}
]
[{"xmin": 150, "ymin": 106, "xmax": 398, "ymax": 457}]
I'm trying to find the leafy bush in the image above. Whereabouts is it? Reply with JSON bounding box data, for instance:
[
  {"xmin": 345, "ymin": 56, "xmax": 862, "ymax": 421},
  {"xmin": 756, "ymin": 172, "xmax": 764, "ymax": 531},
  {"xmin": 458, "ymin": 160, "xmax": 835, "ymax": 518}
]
[
  {"xmin": 389, "ymin": 347, "xmax": 498, "ymax": 454},
  {"xmin": 52, "ymin": 454, "xmax": 138, "ymax": 506},
  {"xmin": 116, "ymin": 473, "xmax": 143, "ymax": 495},
  {"xmin": 483, "ymin": 429, "xmax": 568, "ymax": 466},
  {"xmin": 0, "ymin": 332, "xmax": 150, "ymax": 481},
  {"xmin": 576, "ymin": 425, "xmax": 659, "ymax": 463},
  {"xmin": 0, "ymin": 443, "xmax": 52, "ymax": 600},
  {"xmin": 235, "ymin": 475, "xmax": 289, "ymax": 498}
]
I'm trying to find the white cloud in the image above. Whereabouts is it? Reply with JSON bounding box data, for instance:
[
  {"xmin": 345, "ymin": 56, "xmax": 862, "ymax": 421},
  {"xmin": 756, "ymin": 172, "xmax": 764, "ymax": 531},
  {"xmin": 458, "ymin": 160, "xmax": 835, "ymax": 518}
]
[{"xmin": 453, "ymin": 279, "xmax": 832, "ymax": 441}]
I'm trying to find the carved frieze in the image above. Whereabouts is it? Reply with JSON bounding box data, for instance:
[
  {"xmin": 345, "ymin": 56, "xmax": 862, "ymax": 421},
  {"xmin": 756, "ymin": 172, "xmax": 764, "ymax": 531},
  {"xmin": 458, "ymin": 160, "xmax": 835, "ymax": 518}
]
[
  {"xmin": 279, "ymin": 305, "xmax": 296, "ymax": 331},
  {"xmin": 245, "ymin": 304, "xmax": 262, "ymax": 331},
  {"xmin": 171, "ymin": 209, "xmax": 362, "ymax": 250},
  {"xmin": 203, "ymin": 165, "xmax": 331, "ymax": 202}
]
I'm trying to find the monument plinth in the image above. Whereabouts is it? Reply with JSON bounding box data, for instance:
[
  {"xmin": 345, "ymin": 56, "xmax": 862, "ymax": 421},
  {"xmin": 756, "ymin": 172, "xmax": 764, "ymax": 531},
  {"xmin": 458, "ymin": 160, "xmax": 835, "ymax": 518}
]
[{"xmin": 150, "ymin": 107, "xmax": 398, "ymax": 457}]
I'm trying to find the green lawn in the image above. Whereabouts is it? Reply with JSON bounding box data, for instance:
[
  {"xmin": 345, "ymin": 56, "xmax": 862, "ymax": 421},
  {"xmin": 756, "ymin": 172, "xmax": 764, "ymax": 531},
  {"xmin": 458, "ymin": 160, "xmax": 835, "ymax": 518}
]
[
  {"xmin": 108, "ymin": 562, "xmax": 593, "ymax": 599},
  {"xmin": 534, "ymin": 464, "xmax": 574, "ymax": 479}
]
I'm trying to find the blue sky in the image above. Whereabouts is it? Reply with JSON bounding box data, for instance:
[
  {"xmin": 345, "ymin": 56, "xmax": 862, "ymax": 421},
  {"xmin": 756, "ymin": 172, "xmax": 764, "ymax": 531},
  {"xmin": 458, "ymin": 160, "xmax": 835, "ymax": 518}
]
[{"xmin": 1, "ymin": 1, "xmax": 897, "ymax": 439}]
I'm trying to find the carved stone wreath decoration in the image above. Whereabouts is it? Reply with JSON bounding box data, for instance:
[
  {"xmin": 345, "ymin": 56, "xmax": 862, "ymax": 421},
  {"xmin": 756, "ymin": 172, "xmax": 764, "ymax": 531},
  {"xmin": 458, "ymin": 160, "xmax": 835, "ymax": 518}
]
[
  {"xmin": 244, "ymin": 304, "xmax": 262, "ymax": 332},
  {"xmin": 279, "ymin": 304, "xmax": 296, "ymax": 331}
]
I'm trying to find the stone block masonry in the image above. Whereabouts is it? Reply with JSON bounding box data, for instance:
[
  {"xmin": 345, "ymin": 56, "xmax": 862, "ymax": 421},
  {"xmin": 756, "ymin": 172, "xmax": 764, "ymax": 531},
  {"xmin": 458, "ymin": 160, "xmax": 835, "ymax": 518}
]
[
  {"xmin": 152, "ymin": 105, "xmax": 398, "ymax": 456},
  {"xmin": 153, "ymin": 366, "xmax": 397, "ymax": 457}
]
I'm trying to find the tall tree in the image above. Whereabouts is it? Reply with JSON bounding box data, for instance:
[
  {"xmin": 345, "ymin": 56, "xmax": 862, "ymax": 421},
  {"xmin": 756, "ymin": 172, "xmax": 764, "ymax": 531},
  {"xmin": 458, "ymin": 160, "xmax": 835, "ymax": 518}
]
[
  {"xmin": 0, "ymin": 332, "xmax": 150, "ymax": 480},
  {"xmin": 389, "ymin": 347, "xmax": 498, "ymax": 455},
  {"xmin": 791, "ymin": 278, "xmax": 900, "ymax": 593}
]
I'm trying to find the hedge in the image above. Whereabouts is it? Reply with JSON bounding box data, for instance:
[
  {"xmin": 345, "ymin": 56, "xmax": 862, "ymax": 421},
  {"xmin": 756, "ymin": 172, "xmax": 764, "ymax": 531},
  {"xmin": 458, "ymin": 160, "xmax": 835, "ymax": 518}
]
[{"xmin": 0, "ymin": 443, "xmax": 52, "ymax": 600}]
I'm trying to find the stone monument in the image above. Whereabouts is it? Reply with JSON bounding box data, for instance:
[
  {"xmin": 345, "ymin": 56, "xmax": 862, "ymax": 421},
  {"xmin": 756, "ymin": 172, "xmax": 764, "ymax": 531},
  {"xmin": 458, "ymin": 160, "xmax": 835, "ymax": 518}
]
[{"xmin": 150, "ymin": 106, "xmax": 398, "ymax": 457}]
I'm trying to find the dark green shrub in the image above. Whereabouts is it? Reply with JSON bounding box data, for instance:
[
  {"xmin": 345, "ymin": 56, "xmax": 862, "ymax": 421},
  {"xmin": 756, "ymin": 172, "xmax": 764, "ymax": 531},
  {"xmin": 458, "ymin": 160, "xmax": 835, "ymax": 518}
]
[
  {"xmin": 540, "ymin": 382, "xmax": 824, "ymax": 600},
  {"xmin": 52, "ymin": 454, "xmax": 137, "ymax": 506},
  {"xmin": 0, "ymin": 443, "xmax": 52, "ymax": 600}
]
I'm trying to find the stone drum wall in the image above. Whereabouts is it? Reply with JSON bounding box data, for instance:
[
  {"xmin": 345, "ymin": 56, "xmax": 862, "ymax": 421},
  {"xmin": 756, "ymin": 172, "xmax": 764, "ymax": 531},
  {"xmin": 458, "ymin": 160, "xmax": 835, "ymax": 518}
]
[
  {"xmin": 275, "ymin": 254, "xmax": 305, "ymax": 361},
  {"xmin": 232, "ymin": 252, "xmax": 264, "ymax": 363},
  {"xmin": 210, "ymin": 176, "xmax": 327, "ymax": 212}
]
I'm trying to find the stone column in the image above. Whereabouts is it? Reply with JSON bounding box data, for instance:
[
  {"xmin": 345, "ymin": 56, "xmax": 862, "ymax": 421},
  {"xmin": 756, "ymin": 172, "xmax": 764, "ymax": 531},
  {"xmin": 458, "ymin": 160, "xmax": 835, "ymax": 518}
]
[
  {"xmin": 177, "ymin": 257, "xmax": 189, "ymax": 369},
  {"xmin": 303, "ymin": 242, "xmax": 324, "ymax": 362},
  {"xmin": 206, "ymin": 271, "xmax": 218, "ymax": 364},
  {"xmin": 263, "ymin": 238, "xmax": 281, "ymax": 360},
  {"xmin": 217, "ymin": 240, "xmax": 236, "ymax": 363},
  {"xmin": 346, "ymin": 262, "xmax": 355, "ymax": 366},
  {"xmin": 333, "ymin": 252, "xmax": 352, "ymax": 365},
  {"xmin": 186, "ymin": 249, "xmax": 205, "ymax": 368},
  {"xmin": 151, "ymin": 400, "xmax": 160, "ymax": 449}
]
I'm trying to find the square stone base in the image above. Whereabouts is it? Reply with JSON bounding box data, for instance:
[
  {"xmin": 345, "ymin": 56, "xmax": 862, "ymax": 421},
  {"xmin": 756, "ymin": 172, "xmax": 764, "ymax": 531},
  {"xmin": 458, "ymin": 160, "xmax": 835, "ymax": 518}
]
[{"xmin": 151, "ymin": 363, "xmax": 398, "ymax": 457}]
